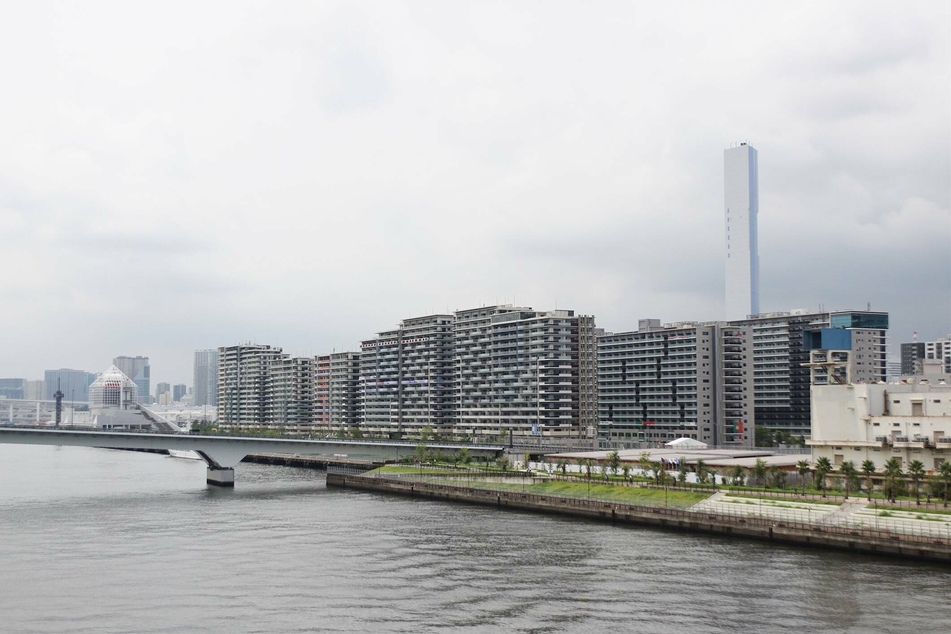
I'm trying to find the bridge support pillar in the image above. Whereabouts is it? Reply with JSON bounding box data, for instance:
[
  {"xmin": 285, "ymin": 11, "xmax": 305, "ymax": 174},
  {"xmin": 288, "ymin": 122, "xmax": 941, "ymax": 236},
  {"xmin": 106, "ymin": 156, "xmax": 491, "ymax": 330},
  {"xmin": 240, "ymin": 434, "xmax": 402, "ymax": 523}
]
[{"xmin": 207, "ymin": 467, "xmax": 235, "ymax": 487}]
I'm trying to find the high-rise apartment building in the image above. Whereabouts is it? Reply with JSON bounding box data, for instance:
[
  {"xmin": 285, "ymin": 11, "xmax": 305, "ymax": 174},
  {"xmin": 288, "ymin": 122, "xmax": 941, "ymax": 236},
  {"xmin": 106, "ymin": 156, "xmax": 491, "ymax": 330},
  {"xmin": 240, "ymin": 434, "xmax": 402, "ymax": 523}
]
[
  {"xmin": 172, "ymin": 384, "xmax": 187, "ymax": 402},
  {"xmin": 597, "ymin": 320, "xmax": 755, "ymax": 447},
  {"xmin": 901, "ymin": 342, "xmax": 925, "ymax": 375},
  {"xmin": 113, "ymin": 356, "xmax": 150, "ymax": 404},
  {"xmin": 724, "ymin": 142, "xmax": 760, "ymax": 321},
  {"xmin": 354, "ymin": 304, "xmax": 598, "ymax": 439},
  {"xmin": 453, "ymin": 306, "xmax": 598, "ymax": 439},
  {"xmin": 44, "ymin": 369, "xmax": 97, "ymax": 403},
  {"xmin": 924, "ymin": 336, "xmax": 951, "ymax": 375},
  {"xmin": 24, "ymin": 380, "xmax": 46, "ymax": 401},
  {"xmin": 155, "ymin": 382, "xmax": 171, "ymax": 402},
  {"xmin": 328, "ymin": 352, "xmax": 361, "ymax": 431},
  {"xmin": 193, "ymin": 349, "xmax": 219, "ymax": 407},
  {"xmin": 728, "ymin": 309, "xmax": 888, "ymax": 438},
  {"xmin": 314, "ymin": 355, "xmax": 331, "ymax": 427},
  {"xmin": 267, "ymin": 355, "xmax": 316, "ymax": 430},
  {"xmin": 0, "ymin": 378, "xmax": 25, "ymax": 400},
  {"xmin": 360, "ymin": 314, "xmax": 455, "ymax": 436},
  {"xmin": 217, "ymin": 344, "xmax": 283, "ymax": 427}
]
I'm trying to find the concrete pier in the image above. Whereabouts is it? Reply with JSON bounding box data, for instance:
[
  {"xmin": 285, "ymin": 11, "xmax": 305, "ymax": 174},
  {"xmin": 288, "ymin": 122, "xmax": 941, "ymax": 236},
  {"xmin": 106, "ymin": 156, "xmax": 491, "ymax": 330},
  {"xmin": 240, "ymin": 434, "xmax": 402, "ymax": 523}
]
[{"xmin": 207, "ymin": 467, "xmax": 235, "ymax": 487}]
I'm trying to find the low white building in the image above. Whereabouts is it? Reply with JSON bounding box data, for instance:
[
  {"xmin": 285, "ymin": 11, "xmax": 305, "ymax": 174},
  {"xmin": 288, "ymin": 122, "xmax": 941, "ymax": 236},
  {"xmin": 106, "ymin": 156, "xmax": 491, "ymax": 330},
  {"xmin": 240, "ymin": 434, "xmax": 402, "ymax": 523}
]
[{"xmin": 808, "ymin": 376, "xmax": 951, "ymax": 472}]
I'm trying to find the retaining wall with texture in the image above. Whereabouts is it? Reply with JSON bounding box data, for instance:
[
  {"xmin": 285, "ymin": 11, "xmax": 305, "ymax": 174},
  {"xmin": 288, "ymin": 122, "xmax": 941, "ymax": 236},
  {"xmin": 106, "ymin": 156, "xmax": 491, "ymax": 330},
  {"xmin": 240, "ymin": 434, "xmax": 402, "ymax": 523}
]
[{"xmin": 326, "ymin": 473, "xmax": 951, "ymax": 564}]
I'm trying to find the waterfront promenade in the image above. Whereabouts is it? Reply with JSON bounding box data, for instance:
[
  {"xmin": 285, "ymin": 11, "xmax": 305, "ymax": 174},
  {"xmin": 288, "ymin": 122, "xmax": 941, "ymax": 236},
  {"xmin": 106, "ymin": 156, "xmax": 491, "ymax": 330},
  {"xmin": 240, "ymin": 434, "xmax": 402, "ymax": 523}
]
[{"xmin": 327, "ymin": 467, "xmax": 951, "ymax": 563}]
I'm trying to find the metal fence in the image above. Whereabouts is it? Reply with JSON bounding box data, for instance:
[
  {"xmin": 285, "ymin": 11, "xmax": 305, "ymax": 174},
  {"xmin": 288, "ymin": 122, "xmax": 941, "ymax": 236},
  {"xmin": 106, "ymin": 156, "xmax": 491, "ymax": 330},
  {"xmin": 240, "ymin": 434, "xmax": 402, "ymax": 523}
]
[{"xmin": 343, "ymin": 471, "xmax": 951, "ymax": 545}]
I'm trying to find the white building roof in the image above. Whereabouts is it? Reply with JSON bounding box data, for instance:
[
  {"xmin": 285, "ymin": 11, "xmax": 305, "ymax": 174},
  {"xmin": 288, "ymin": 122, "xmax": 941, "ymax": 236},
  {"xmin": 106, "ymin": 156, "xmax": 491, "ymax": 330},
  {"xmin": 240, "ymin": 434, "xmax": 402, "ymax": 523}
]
[{"xmin": 666, "ymin": 437, "xmax": 708, "ymax": 449}]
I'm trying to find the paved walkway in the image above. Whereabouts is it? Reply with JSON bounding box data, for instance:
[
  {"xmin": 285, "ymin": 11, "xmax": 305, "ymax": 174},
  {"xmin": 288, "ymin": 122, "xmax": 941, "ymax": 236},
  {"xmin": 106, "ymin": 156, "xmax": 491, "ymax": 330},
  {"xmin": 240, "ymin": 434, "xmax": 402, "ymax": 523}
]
[
  {"xmin": 818, "ymin": 498, "xmax": 868, "ymax": 525},
  {"xmin": 686, "ymin": 491, "xmax": 951, "ymax": 539}
]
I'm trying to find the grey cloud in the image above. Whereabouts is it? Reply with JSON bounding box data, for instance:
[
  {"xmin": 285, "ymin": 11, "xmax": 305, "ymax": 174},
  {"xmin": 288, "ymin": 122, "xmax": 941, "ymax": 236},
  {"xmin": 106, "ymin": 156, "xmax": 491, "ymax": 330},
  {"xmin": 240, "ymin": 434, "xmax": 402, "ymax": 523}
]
[{"xmin": 0, "ymin": 1, "xmax": 947, "ymax": 385}]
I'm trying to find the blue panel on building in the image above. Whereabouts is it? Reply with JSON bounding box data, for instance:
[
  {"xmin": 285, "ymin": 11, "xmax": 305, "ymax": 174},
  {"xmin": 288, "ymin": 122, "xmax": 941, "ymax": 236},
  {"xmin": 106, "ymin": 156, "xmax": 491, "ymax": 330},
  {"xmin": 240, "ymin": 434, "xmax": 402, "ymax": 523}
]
[{"xmin": 804, "ymin": 328, "xmax": 852, "ymax": 350}]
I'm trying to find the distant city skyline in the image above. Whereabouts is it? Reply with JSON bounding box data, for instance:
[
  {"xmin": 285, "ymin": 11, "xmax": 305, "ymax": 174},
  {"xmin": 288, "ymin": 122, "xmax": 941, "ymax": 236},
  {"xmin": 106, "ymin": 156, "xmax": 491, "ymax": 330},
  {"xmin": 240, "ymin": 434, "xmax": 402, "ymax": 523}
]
[{"xmin": 0, "ymin": 2, "xmax": 947, "ymax": 386}]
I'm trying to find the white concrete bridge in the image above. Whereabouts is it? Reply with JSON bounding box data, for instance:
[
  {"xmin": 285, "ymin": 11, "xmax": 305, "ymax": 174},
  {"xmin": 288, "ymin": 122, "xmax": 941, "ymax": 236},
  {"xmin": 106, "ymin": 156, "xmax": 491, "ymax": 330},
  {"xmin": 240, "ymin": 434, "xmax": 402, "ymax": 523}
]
[{"xmin": 0, "ymin": 427, "xmax": 504, "ymax": 486}]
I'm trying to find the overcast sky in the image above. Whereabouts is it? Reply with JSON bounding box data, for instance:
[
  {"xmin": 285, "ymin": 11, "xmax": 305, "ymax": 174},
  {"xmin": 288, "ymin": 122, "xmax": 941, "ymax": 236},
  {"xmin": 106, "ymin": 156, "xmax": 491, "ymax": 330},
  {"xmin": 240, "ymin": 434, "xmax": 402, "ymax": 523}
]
[{"xmin": 1, "ymin": 1, "xmax": 948, "ymax": 387}]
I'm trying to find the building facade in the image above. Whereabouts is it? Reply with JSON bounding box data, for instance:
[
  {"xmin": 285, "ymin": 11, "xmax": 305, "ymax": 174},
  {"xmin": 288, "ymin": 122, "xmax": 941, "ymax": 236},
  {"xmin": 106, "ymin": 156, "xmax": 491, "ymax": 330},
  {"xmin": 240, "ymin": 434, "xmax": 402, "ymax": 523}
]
[
  {"xmin": 724, "ymin": 142, "xmax": 760, "ymax": 321},
  {"xmin": 328, "ymin": 352, "xmax": 361, "ymax": 432},
  {"xmin": 728, "ymin": 309, "xmax": 888, "ymax": 438},
  {"xmin": 88, "ymin": 366, "xmax": 139, "ymax": 409},
  {"xmin": 454, "ymin": 306, "xmax": 597, "ymax": 439},
  {"xmin": 193, "ymin": 349, "xmax": 219, "ymax": 407},
  {"xmin": 351, "ymin": 304, "xmax": 597, "ymax": 439},
  {"xmin": 217, "ymin": 344, "xmax": 283, "ymax": 427},
  {"xmin": 901, "ymin": 342, "xmax": 925, "ymax": 376},
  {"xmin": 597, "ymin": 320, "xmax": 755, "ymax": 447},
  {"xmin": 809, "ymin": 376, "xmax": 951, "ymax": 472},
  {"xmin": 314, "ymin": 355, "xmax": 331, "ymax": 428},
  {"xmin": 44, "ymin": 369, "xmax": 97, "ymax": 403},
  {"xmin": 924, "ymin": 337, "xmax": 951, "ymax": 375},
  {"xmin": 24, "ymin": 380, "xmax": 46, "ymax": 401},
  {"xmin": 113, "ymin": 356, "xmax": 150, "ymax": 404},
  {"xmin": 0, "ymin": 378, "xmax": 24, "ymax": 400},
  {"xmin": 360, "ymin": 314, "xmax": 455, "ymax": 436},
  {"xmin": 267, "ymin": 355, "xmax": 316, "ymax": 431}
]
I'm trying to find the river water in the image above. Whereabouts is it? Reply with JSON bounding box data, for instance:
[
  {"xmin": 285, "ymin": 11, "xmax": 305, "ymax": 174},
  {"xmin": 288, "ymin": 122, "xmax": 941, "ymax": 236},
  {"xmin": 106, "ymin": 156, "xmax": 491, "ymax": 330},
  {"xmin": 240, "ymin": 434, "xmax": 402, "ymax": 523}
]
[{"xmin": 1, "ymin": 445, "xmax": 949, "ymax": 633}]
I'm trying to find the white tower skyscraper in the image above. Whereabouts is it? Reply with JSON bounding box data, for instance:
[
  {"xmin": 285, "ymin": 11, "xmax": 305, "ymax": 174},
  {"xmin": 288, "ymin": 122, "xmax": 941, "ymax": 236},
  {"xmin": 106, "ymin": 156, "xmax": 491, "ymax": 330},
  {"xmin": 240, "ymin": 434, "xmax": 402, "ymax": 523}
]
[{"xmin": 724, "ymin": 142, "xmax": 760, "ymax": 320}]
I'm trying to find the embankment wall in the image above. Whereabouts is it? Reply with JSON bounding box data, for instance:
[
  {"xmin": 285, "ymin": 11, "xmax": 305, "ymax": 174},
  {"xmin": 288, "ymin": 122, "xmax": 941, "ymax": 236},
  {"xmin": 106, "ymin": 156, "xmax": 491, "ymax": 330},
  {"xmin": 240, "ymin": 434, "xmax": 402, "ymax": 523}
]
[{"xmin": 326, "ymin": 473, "xmax": 951, "ymax": 564}]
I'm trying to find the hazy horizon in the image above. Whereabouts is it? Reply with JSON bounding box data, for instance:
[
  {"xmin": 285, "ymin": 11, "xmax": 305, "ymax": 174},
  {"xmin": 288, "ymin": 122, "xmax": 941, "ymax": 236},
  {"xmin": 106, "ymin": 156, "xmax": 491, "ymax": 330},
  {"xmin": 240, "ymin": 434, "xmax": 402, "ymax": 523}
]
[{"xmin": 1, "ymin": 1, "xmax": 948, "ymax": 388}]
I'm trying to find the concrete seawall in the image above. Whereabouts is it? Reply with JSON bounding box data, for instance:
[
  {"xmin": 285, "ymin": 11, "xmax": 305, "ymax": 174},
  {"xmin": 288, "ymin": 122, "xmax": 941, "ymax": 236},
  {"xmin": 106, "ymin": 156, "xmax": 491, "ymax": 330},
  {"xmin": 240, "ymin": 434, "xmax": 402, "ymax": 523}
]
[{"xmin": 326, "ymin": 473, "xmax": 951, "ymax": 564}]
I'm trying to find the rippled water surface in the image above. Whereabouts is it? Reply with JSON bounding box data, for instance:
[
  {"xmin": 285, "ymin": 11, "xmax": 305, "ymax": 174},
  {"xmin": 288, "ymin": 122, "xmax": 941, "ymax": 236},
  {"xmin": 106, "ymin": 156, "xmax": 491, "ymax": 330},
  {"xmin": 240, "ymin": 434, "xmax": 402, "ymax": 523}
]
[{"xmin": 1, "ymin": 445, "xmax": 949, "ymax": 633}]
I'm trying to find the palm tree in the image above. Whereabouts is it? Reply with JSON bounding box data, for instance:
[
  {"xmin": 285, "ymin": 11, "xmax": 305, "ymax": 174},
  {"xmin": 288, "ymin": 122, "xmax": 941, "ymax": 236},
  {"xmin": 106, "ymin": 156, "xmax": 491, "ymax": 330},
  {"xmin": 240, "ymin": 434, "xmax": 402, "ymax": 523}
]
[
  {"xmin": 796, "ymin": 460, "xmax": 811, "ymax": 495},
  {"xmin": 814, "ymin": 457, "xmax": 832, "ymax": 497},
  {"xmin": 839, "ymin": 460, "xmax": 857, "ymax": 499},
  {"xmin": 908, "ymin": 460, "xmax": 925, "ymax": 506},
  {"xmin": 607, "ymin": 451, "xmax": 621, "ymax": 477},
  {"xmin": 730, "ymin": 464, "xmax": 745, "ymax": 487},
  {"xmin": 883, "ymin": 457, "xmax": 903, "ymax": 503},
  {"xmin": 578, "ymin": 458, "xmax": 591, "ymax": 479},
  {"xmin": 939, "ymin": 461, "xmax": 951, "ymax": 508},
  {"xmin": 638, "ymin": 451, "xmax": 653, "ymax": 480},
  {"xmin": 769, "ymin": 465, "xmax": 786, "ymax": 489},
  {"xmin": 677, "ymin": 460, "xmax": 689, "ymax": 484},
  {"xmin": 751, "ymin": 458, "xmax": 768, "ymax": 488},
  {"xmin": 861, "ymin": 460, "xmax": 876, "ymax": 501},
  {"xmin": 695, "ymin": 459, "xmax": 708, "ymax": 485}
]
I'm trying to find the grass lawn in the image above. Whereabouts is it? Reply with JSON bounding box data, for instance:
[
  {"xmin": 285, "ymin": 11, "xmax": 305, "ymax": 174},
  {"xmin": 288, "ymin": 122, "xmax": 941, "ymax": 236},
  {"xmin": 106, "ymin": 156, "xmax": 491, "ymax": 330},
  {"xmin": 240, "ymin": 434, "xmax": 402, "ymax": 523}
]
[
  {"xmin": 868, "ymin": 503, "xmax": 951, "ymax": 516},
  {"xmin": 372, "ymin": 465, "xmax": 473, "ymax": 476},
  {"xmin": 727, "ymin": 492, "xmax": 843, "ymax": 506},
  {"xmin": 453, "ymin": 479, "xmax": 712, "ymax": 509}
]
